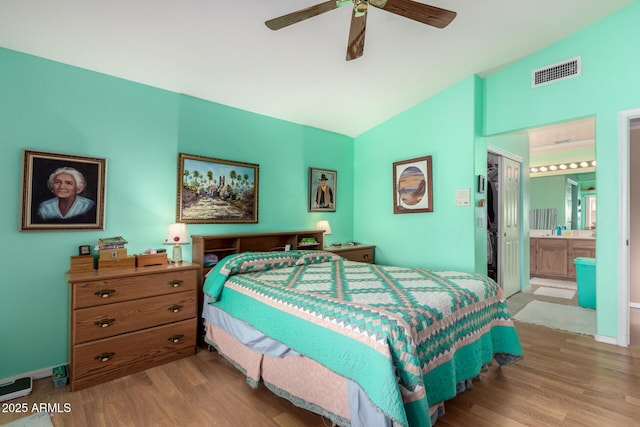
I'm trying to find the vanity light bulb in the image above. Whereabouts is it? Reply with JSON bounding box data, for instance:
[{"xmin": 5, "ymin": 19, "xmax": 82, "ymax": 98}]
[
  {"xmin": 580, "ymin": 161, "xmax": 589, "ymax": 167},
  {"xmin": 549, "ymin": 165, "xmax": 558, "ymax": 171},
  {"xmin": 539, "ymin": 166, "xmax": 548, "ymax": 172},
  {"xmin": 559, "ymin": 164, "xmax": 567, "ymax": 170},
  {"xmin": 530, "ymin": 167, "xmax": 538, "ymax": 173},
  {"xmin": 591, "ymin": 160, "xmax": 596, "ymax": 166},
  {"xmin": 569, "ymin": 163, "xmax": 578, "ymax": 169}
]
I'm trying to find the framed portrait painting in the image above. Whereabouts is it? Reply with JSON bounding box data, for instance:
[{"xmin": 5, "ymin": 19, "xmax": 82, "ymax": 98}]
[
  {"xmin": 309, "ymin": 168, "xmax": 337, "ymax": 212},
  {"xmin": 21, "ymin": 150, "xmax": 106, "ymax": 231},
  {"xmin": 393, "ymin": 155, "xmax": 433, "ymax": 214},
  {"xmin": 177, "ymin": 153, "xmax": 259, "ymax": 224}
]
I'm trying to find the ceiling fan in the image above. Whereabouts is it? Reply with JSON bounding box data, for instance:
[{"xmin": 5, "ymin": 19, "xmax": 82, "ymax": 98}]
[{"xmin": 265, "ymin": 0, "xmax": 457, "ymax": 61}]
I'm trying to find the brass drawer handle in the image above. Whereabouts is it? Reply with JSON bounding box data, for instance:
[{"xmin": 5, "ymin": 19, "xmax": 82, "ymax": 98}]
[
  {"xmin": 168, "ymin": 279, "xmax": 183, "ymax": 288},
  {"xmin": 168, "ymin": 334, "xmax": 184, "ymax": 343},
  {"xmin": 95, "ymin": 289, "xmax": 116, "ymax": 298},
  {"xmin": 168, "ymin": 304, "xmax": 183, "ymax": 313},
  {"xmin": 95, "ymin": 352, "xmax": 115, "ymax": 362},
  {"xmin": 94, "ymin": 318, "xmax": 115, "ymax": 328},
  {"xmin": 363, "ymin": 254, "xmax": 369, "ymax": 260}
]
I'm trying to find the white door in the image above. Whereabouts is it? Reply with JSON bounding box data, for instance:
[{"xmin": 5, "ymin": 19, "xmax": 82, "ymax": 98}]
[
  {"xmin": 500, "ymin": 157, "xmax": 521, "ymax": 297},
  {"xmin": 565, "ymin": 180, "xmax": 574, "ymax": 229}
]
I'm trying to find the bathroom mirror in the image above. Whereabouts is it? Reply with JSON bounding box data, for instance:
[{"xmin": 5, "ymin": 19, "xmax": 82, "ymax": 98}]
[{"xmin": 530, "ymin": 172, "xmax": 596, "ymax": 230}]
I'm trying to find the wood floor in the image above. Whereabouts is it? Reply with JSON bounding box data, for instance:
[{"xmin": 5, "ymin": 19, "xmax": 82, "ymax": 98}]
[{"xmin": 2, "ymin": 322, "xmax": 639, "ymax": 427}]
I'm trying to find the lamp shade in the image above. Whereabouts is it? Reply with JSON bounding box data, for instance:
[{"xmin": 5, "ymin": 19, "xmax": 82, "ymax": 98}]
[
  {"xmin": 316, "ymin": 220, "xmax": 332, "ymax": 235},
  {"xmin": 164, "ymin": 223, "xmax": 190, "ymax": 245}
]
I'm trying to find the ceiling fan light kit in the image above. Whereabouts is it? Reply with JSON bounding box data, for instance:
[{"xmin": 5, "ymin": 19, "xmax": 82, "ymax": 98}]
[{"xmin": 265, "ymin": 0, "xmax": 457, "ymax": 61}]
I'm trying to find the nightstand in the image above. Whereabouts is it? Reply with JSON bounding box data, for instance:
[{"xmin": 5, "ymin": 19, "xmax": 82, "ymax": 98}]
[{"xmin": 325, "ymin": 244, "xmax": 375, "ymax": 263}]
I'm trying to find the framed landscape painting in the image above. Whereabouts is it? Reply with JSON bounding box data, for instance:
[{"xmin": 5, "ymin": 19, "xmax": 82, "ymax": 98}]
[
  {"xmin": 393, "ymin": 155, "xmax": 433, "ymax": 214},
  {"xmin": 177, "ymin": 153, "xmax": 259, "ymax": 223},
  {"xmin": 21, "ymin": 150, "xmax": 106, "ymax": 231}
]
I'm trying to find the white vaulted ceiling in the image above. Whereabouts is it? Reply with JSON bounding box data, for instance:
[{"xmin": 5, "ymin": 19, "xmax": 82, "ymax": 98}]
[{"xmin": 0, "ymin": 0, "xmax": 633, "ymax": 137}]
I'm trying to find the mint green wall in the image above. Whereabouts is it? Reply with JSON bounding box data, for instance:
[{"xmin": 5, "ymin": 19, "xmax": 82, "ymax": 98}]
[
  {"xmin": 353, "ymin": 77, "xmax": 481, "ymax": 271},
  {"xmin": 0, "ymin": 48, "xmax": 353, "ymax": 379},
  {"xmin": 484, "ymin": 1, "xmax": 640, "ymax": 338},
  {"xmin": 176, "ymin": 95, "xmax": 354, "ymax": 241},
  {"xmin": 473, "ymin": 80, "xmax": 488, "ymax": 274}
]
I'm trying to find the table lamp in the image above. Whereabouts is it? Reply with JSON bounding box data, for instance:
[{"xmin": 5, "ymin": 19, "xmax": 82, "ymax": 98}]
[
  {"xmin": 164, "ymin": 223, "xmax": 190, "ymax": 262},
  {"xmin": 315, "ymin": 220, "xmax": 332, "ymax": 247}
]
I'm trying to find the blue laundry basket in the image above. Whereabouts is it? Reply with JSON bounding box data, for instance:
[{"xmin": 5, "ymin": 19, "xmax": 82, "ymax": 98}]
[{"xmin": 574, "ymin": 257, "xmax": 596, "ymax": 309}]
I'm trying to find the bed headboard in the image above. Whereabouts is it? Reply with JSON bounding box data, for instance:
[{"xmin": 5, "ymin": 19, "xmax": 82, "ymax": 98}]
[
  {"xmin": 191, "ymin": 230, "xmax": 325, "ymax": 346},
  {"xmin": 192, "ymin": 230, "xmax": 325, "ymax": 270}
]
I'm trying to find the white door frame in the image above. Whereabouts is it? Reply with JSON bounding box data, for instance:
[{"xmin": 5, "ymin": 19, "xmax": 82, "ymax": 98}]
[{"xmin": 617, "ymin": 108, "xmax": 640, "ymax": 347}]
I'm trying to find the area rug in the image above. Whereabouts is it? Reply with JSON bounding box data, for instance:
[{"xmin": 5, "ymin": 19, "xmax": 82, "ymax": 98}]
[
  {"xmin": 1, "ymin": 412, "xmax": 53, "ymax": 427},
  {"xmin": 533, "ymin": 286, "xmax": 576, "ymax": 299},
  {"xmin": 530, "ymin": 277, "xmax": 577, "ymax": 290},
  {"xmin": 513, "ymin": 300, "xmax": 596, "ymax": 336}
]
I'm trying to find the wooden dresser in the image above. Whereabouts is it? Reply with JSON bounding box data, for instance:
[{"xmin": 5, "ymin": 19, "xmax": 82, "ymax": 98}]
[
  {"xmin": 325, "ymin": 244, "xmax": 375, "ymax": 263},
  {"xmin": 67, "ymin": 262, "xmax": 199, "ymax": 391}
]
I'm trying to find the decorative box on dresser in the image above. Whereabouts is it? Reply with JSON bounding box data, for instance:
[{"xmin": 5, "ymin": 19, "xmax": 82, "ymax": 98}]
[
  {"xmin": 325, "ymin": 244, "xmax": 376, "ymax": 263},
  {"xmin": 67, "ymin": 262, "xmax": 200, "ymax": 391}
]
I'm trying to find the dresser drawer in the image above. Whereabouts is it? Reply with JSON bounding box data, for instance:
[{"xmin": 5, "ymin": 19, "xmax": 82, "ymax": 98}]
[
  {"xmin": 72, "ymin": 270, "xmax": 196, "ymax": 309},
  {"xmin": 73, "ymin": 291, "xmax": 196, "ymax": 343},
  {"xmin": 71, "ymin": 318, "xmax": 196, "ymax": 391},
  {"xmin": 341, "ymin": 248, "xmax": 374, "ymax": 263}
]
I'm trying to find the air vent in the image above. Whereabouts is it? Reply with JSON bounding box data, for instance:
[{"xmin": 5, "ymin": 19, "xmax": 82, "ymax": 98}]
[{"xmin": 531, "ymin": 57, "xmax": 581, "ymax": 87}]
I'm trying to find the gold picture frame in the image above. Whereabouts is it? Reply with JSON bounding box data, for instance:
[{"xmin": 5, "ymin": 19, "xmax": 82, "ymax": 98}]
[
  {"xmin": 177, "ymin": 153, "xmax": 259, "ymax": 223},
  {"xmin": 21, "ymin": 150, "xmax": 106, "ymax": 231}
]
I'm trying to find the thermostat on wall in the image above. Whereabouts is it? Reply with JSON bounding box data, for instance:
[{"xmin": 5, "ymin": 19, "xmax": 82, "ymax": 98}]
[{"xmin": 456, "ymin": 188, "xmax": 471, "ymax": 207}]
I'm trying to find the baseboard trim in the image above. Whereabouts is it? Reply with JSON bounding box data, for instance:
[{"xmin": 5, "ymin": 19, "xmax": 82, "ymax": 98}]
[
  {"xmin": 595, "ymin": 334, "xmax": 618, "ymax": 346},
  {"xmin": 0, "ymin": 366, "xmax": 56, "ymax": 386}
]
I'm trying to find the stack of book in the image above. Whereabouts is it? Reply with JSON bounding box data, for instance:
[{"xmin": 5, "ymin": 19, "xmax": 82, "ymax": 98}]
[{"xmin": 96, "ymin": 236, "xmax": 135, "ymax": 270}]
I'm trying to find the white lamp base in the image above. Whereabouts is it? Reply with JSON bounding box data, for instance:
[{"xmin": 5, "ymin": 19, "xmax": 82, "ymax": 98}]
[{"xmin": 172, "ymin": 244, "xmax": 183, "ymax": 262}]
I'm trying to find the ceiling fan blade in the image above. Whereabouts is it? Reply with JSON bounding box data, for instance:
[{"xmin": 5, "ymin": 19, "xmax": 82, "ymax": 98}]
[
  {"xmin": 346, "ymin": 6, "xmax": 367, "ymax": 61},
  {"xmin": 265, "ymin": 1, "xmax": 343, "ymax": 30},
  {"xmin": 371, "ymin": 0, "xmax": 456, "ymax": 28}
]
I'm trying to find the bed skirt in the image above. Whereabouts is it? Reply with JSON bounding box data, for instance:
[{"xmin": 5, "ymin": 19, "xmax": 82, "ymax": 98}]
[{"xmin": 204, "ymin": 319, "xmax": 454, "ymax": 426}]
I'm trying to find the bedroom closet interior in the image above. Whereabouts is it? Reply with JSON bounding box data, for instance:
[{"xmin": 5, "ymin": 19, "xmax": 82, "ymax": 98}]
[{"xmin": 487, "ymin": 154, "xmax": 499, "ymax": 282}]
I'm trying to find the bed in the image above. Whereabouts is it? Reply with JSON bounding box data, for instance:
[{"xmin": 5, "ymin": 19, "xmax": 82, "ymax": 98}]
[{"xmin": 201, "ymin": 248, "xmax": 522, "ymax": 427}]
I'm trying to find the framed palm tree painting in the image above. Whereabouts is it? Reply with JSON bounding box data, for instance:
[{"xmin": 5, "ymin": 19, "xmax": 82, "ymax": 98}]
[{"xmin": 177, "ymin": 153, "xmax": 259, "ymax": 223}]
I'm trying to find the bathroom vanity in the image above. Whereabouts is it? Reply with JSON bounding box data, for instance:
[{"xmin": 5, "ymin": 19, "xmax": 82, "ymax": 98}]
[{"xmin": 530, "ymin": 233, "xmax": 595, "ymax": 280}]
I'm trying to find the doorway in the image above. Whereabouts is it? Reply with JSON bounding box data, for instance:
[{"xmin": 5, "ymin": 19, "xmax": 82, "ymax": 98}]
[
  {"xmin": 488, "ymin": 118, "xmax": 597, "ymax": 337},
  {"xmin": 620, "ymin": 110, "xmax": 640, "ymax": 346}
]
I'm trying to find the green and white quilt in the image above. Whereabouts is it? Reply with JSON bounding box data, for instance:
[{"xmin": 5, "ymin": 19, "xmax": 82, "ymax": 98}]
[{"xmin": 204, "ymin": 251, "xmax": 523, "ymax": 427}]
